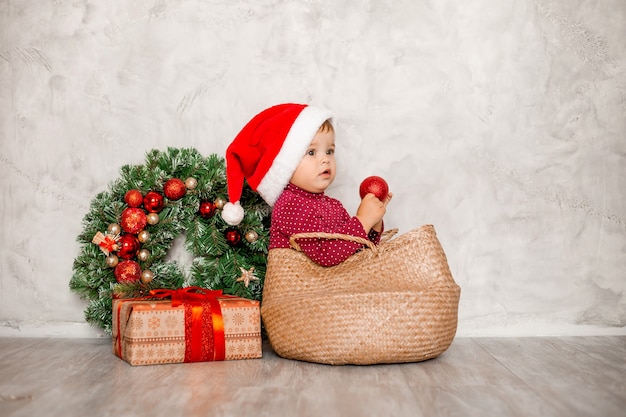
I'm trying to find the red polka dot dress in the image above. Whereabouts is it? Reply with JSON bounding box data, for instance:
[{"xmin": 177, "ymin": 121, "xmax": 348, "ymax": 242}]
[{"xmin": 269, "ymin": 183, "xmax": 383, "ymax": 267}]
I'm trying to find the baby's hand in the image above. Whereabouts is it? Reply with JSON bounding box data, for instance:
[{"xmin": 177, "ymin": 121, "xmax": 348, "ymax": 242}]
[
  {"xmin": 356, "ymin": 192, "xmax": 392, "ymax": 232},
  {"xmin": 381, "ymin": 192, "xmax": 393, "ymax": 206}
]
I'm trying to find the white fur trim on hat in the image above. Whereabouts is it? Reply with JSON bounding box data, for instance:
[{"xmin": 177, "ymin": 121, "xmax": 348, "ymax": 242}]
[
  {"xmin": 256, "ymin": 105, "xmax": 333, "ymax": 206},
  {"xmin": 222, "ymin": 201, "xmax": 245, "ymax": 226}
]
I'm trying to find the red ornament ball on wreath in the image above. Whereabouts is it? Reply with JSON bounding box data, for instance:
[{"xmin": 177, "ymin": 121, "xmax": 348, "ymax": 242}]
[
  {"xmin": 124, "ymin": 189, "xmax": 143, "ymax": 208},
  {"xmin": 120, "ymin": 207, "xmax": 148, "ymax": 234},
  {"xmin": 114, "ymin": 260, "xmax": 142, "ymax": 283},
  {"xmin": 116, "ymin": 234, "xmax": 140, "ymax": 259},
  {"xmin": 225, "ymin": 229, "xmax": 241, "ymax": 247},
  {"xmin": 164, "ymin": 178, "xmax": 186, "ymax": 201},
  {"xmin": 199, "ymin": 200, "xmax": 216, "ymax": 218},
  {"xmin": 359, "ymin": 176, "xmax": 389, "ymax": 201},
  {"xmin": 143, "ymin": 191, "xmax": 164, "ymax": 213}
]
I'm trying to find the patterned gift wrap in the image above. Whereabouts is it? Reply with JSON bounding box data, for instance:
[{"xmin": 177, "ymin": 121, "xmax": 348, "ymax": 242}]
[{"xmin": 112, "ymin": 288, "xmax": 262, "ymax": 365}]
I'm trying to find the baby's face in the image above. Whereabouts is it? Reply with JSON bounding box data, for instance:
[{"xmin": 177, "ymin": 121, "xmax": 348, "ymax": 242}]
[{"xmin": 290, "ymin": 128, "xmax": 336, "ymax": 194}]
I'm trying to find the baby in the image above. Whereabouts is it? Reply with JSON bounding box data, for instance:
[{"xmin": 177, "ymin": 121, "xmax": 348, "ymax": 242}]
[{"xmin": 222, "ymin": 103, "xmax": 392, "ymax": 267}]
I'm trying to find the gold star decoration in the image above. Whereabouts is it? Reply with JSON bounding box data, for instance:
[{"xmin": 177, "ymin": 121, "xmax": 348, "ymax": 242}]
[{"xmin": 236, "ymin": 267, "xmax": 258, "ymax": 288}]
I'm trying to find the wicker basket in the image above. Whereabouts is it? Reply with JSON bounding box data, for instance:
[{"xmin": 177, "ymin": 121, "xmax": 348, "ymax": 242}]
[{"xmin": 261, "ymin": 224, "xmax": 461, "ymax": 365}]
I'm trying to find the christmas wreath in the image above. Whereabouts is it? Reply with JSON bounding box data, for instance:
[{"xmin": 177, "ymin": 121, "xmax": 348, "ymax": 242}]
[{"xmin": 69, "ymin": 148, "xmax": 271, "ymax": 333}]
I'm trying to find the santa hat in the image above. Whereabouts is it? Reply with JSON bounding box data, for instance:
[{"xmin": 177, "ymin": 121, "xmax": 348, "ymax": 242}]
[{"xmin": 222, "ymin": 103, "xmax": 333, "ymax": 226}]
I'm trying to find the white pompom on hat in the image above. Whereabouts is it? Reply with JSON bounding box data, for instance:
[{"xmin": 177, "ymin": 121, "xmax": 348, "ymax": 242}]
[{"xmin": 222, "ymin": 103, "xmax": 333, "ymax": 226}]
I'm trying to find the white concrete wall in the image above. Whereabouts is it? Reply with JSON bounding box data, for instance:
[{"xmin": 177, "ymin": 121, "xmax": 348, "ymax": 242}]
[{"xmin": 1, "ymin": 0, "xmax": 624, "ymax": 338}]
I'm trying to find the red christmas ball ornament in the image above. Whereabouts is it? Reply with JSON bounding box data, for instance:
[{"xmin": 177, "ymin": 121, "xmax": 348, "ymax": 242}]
[
  {"xmin": 225, "ymin": 229, "xmax": 241, "ymax": 247},
  {"xmin": 114, "ymin": 260, "xmax": 142, "ymax": 283},
  {"xmin": 199, "ymin": 200, "xmax": 216, "ymax": 218},
  {"xmin": 143, "ymin": 191, "xmax": 164, "ymax": 213},
  {"xmin": 116, "ymin": 234, "xmax": 140, "ymax": 260},
  {"xmin": 359, "ymin": 176, "xmax": 389, "ymax": 201},
  {"xmin": 120, "ymin": 208, "xmax": 148, "ymax": 234},
  {"xmin": 163, "ymin": 178, "xmax": 186, "ymax": 201},
  {"xmin": 124, "ymin": 189, "xmax": 143, "ymax": 208}
]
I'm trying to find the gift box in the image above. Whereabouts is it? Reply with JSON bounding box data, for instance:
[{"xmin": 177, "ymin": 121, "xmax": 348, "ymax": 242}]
[{"xmin": 112, "ymin": 288, "xmax": 262, "ymax": 365}]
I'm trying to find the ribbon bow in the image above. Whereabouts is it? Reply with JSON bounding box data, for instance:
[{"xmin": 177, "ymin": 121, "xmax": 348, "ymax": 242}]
[{"xmin": 149, "ymin": 286, "xmax": 223, "ymax": 307}]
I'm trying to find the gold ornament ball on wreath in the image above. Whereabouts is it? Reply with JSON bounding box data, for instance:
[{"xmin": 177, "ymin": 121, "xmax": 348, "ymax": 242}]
[
  {"xmin": 107, "ymin": 223, "xmax": 122, "ymax": 235},
  {"xmin": 137, "ymin": 249, "xmax": 150, "ymax": 262},
  {"xmin": 106, "ymin": 255, "xmax": 119, "ymax": 268},
  {"xmin": 137, "ymin": 230, "xmax": 150, "ymax": 243},
  {"xmin": 245, "ymin": 230, "xmax": 259, "ymax": 243},
  {"xmin": 146, "ymin": 213, "xmax": 159, "ymax": 225},
  {"xmin": 185, "ymin": 177, "xmax": 198, "ymax": 190},
  {"xmin": 141, "ymin": 269, "xmax": 155, "ymax": 284}
]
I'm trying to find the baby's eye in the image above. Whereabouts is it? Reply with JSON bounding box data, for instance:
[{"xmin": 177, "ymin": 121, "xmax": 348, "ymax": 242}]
[
  {"xmin": 326, "ymin": 148, "xmax": 335, "ymax": 155},
  {"xmin": 306, "ymin": 149, "xmax": 316, "ymax": 156}
]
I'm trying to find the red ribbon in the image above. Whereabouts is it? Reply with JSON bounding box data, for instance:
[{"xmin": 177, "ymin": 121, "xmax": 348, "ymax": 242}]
[
  {"xmin": 116, "ymin": 287, "xmax": 229, "ymax": 363},
  {"xmin": 149, "ymin": 286, "xmax": 224, "ymax": 307},
  {"xmin": 149, "ymin": 286, "xmax": 226, "ymax": 362},
  {"xmin": 99, "ymin": 235, "xmax": 118, "ymax": 253}
]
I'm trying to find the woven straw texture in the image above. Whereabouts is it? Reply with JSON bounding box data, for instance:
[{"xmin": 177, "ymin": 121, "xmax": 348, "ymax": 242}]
[{"xmin": 261, "ymin": 224, "xmax": 461, "ymax": 365}]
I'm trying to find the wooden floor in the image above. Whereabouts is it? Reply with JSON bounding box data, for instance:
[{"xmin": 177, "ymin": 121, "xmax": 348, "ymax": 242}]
[{"xmin": 0, "ymin": 336, "xmax": 624, "ymax": 417}]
